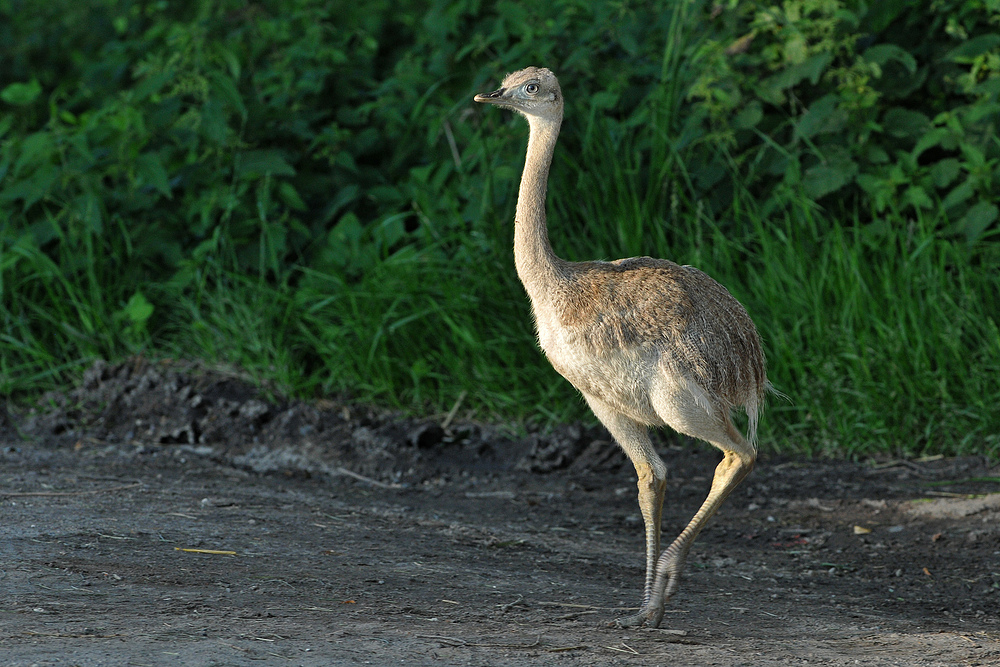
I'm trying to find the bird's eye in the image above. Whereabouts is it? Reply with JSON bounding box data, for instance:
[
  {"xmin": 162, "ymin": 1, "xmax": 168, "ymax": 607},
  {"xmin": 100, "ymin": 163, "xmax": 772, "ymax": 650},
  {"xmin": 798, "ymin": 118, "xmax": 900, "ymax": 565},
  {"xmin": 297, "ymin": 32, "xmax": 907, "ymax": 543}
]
[{"xmin": 525, "ymin": 83, "xmax": 539, "ymax": 94}]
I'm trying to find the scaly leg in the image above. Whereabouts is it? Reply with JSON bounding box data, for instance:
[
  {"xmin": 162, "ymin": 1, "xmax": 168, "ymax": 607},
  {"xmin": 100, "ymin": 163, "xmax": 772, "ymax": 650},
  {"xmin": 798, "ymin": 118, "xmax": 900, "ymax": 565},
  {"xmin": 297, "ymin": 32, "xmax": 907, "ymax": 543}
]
[
  {"xmin": 620, "ymin": 447, "xmax": 755, "ymax": 628},
  {"xmin": 582, "ymin": 395, "xmax": 667, "ymax": 607}
]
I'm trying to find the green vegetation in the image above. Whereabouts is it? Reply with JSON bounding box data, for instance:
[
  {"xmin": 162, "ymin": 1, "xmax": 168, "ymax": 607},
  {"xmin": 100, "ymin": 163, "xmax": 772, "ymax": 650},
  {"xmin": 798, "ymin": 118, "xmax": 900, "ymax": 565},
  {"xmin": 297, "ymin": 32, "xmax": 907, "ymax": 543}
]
[{"xmin": 1, "ymin": 0, "xmax": 998, "ymax": 457}]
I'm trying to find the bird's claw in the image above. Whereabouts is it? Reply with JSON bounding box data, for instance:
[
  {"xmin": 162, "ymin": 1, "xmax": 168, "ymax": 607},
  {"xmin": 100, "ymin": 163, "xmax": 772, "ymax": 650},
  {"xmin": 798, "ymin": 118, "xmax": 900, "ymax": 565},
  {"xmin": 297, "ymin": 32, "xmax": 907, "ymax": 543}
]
[{"xmin": 611, "ymin": 605, "xmax": 664, "ymax": 629}]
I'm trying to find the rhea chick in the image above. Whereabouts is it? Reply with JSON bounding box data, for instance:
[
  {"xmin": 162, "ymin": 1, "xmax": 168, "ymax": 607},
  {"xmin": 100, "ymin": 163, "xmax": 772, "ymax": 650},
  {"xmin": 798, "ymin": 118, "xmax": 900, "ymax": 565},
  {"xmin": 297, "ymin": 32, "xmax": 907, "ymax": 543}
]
[{"xmin": 474, "ymin": 67, "xmax": 769, "ymax": 628}]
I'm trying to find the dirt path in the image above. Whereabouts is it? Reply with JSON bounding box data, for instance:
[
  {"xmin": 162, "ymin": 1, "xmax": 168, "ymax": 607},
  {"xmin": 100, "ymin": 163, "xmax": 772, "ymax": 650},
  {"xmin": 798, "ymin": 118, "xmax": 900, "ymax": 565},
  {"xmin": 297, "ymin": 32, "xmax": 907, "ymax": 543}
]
[{"xmin": 2, "ymin": 361, "xmax": 998, "ymax": 665}]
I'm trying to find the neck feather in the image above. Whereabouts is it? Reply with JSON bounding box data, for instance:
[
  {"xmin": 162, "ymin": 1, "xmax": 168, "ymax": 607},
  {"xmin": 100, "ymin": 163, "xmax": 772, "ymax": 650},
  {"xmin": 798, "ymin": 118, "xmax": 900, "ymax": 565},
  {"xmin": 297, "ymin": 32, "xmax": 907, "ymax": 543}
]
[{"xmin": 514, "ymin": 113, "xmax": 564, "ymax": 301}]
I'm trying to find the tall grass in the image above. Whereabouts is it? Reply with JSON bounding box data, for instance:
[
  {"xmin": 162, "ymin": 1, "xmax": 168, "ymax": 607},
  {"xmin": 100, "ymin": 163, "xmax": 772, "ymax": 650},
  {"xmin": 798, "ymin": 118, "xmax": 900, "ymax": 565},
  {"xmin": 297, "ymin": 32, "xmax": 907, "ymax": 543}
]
[
  {"xmin": 2, "ymin": 156, "xmax": 998, "ymax": 457},
  {"xmin": 745, "ymin": 210, "xmax": 1000, "ymax": 457}
]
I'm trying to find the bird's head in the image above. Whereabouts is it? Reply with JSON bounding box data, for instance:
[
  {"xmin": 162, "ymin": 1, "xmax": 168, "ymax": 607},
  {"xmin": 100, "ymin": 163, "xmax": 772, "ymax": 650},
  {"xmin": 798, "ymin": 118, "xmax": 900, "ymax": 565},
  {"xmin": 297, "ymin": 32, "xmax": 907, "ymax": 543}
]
[{"xmin": 474, "ymin": 67, "xmax": 563, "ymax": 122}]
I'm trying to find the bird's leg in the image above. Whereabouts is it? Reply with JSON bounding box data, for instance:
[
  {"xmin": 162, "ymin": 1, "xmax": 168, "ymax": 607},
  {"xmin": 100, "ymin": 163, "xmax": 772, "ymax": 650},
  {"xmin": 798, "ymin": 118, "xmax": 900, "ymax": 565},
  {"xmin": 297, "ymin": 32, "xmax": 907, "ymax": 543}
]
[
  {"xmin": 619, "ymin": 447, "xmax": 755, "ymax": 628},
  {"xmin": 581, "ymin": 396, "xmax": 667, "ymax": 621},
  {"xmin": 634, "ymin": 454, "xmax": 667, "ymax": 606}
]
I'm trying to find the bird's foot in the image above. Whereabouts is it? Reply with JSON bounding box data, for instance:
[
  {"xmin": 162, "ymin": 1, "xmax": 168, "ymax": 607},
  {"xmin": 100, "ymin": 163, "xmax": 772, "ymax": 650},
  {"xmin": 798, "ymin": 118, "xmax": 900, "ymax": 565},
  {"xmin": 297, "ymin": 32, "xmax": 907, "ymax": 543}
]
[{"xmin": 611, "ymin": 604, "xmax": 664, "ymax": 629}]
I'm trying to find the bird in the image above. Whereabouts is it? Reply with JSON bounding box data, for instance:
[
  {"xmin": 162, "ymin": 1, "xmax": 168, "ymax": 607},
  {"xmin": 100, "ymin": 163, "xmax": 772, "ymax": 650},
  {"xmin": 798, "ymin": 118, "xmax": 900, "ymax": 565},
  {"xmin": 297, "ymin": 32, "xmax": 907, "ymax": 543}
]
[{"xmin": 474, "ymin": 67, "xmax": 769, "ymax": 628}]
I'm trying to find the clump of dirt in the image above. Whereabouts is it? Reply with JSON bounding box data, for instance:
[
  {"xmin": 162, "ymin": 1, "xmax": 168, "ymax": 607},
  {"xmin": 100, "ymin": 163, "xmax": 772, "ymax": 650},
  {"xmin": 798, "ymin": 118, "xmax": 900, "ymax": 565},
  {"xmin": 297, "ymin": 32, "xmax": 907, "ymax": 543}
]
[
  {"xmin": 13, "ymin": 358, "xmax": 591, "ymax": 484},
  {"xmin": 3, "ymin": 359, "xmax": 999, "ymax": 666}
]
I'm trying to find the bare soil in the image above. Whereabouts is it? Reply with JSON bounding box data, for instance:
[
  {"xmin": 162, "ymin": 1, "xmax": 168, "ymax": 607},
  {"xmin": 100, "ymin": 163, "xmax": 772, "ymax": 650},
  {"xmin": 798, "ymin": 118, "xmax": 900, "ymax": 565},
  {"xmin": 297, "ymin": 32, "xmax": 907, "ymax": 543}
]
[{"xmin": 2, "ymin": 360, "xmax": 998, "ymax": 666}]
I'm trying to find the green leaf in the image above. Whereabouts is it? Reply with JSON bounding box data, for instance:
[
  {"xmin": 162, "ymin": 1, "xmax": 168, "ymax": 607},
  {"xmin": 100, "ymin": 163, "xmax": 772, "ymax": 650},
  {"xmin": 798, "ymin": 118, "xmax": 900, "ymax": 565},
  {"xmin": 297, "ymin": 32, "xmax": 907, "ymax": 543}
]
[
  {"xmin": 372, "ymin": 213, "xmax": 406, "ymax": 252},
  {"xmin": 14, "ymin": 131, "xmax": 54, "ymax": 176},
  {"xmin": 2, "ymin": 164, "xmax": 58, "ymax": 209},
  {"xmin": 796, "ymin": 95, "xmax": 845, "ymax": 138},
  {"xmin": 942, "ymin": 181, "xmax": 975, "ymax": 210},
  {"xmin": 930, "ymin": 158, "xmax": 961, "ymax": 188},
  {"xmin": 132, "ymin": 70, "xmax": 172, "ymax": 101},
  {"xmin": 235, "ymin": 150, "xmax": 296, "ymax": 179},
  {"xmin": 902, "ymin": 185, "xmax": 933, "ymax": 210},
  {"xmin": 946, "ymin": 34, "xmax": 1000, "ymax": 62},
  {"xmin": 855, "ymin": 173, "xmax": 883, "ymax": 196},
  {"xmin": 216, "ymin": 46, "xmax": 242, "ymax": 80},
  {"xmin": 862, "ymin": 2, "xmax": 908, "ymax": 33},
  {"xmin": 124, "ymin": 291, "xmax": 154, "ymax": 327},
  {"xmin": 965, "ymin": 101, "xmax": 1000, "ymax": 124},
  {"xmin": 882, "ymin": 108, "xmax": 930, "ymax": 139},
  {"xmin": 208, "ymin": 70, "xmax": 247, "ymax": 120},
  {"xmin": 857, "ymin": 174, "xmax": 896, "ymax": 213},
  {"xmin": 115, "ymin": 291, "xmax": 155, "ymax": 343},
  {"xmin": 278, "ymin": 182, "xmax": 306, "ymax": 211},
  {"xmin": 972, "ymin": 79, "xmax": 1000, "ymax": 98},
  {"xmin": 803, "ymin": 160, "xmax": 857, "ymax": 199},
  {"xmin": 331, "ymin": 213, "xmax": 362, "ymax": 248},
  {"xmin": 733, "ymin": 101, "xmax": 763, "ymax": 130},
  {"xmin": 959, "ymin": 202, "xmax": 998, "ymax": 244},
  {"xmin": 785, "ymin": 36, "xmax": 808, "ymax": 64},
  {"xmin": 368, "ymin": 185, "xmax": 404, "ymax": 208},
  {"xmin": 136, "ymin": 152, "xmax": 172, "ymax": 198},
  {"xmin": 959, "ymin": 142, "xmax": 986, "ymax": 169},
  {"xmin": 758, "ymin": 53, "xmax": 833, "ymax": 103},
  {"xmin": 863, "ymin": 44, "xmax": 917, "ymax": 74},
  {"xmin": 802, "ymin": 164, "xmax": 849, "ymax": 199},
  {"xmin": 864, "ymin": 145, "xmax": 890, "ymax": 164},
  {"xmin": 799, "ymin": 53, "xmax": 833, "ymax": 85},
  {"xmin": 912, "ymin": 128, "xmax": 951, "ymax": 158},
  {"xmin": 325, "ymin": 184, "xmax": 360, "ymax": 223},
  {"xmin": 1, "ymin": 80, "xmax": 42, "ymax": 106}
]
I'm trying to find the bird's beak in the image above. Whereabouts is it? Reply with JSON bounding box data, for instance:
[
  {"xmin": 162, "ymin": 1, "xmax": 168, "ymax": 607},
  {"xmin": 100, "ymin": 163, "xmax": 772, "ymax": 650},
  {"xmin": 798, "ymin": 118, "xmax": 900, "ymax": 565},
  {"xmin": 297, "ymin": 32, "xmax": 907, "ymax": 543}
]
[{"xmin": 474, "ymin": 87, "xmax": 505, "ymax": 104}]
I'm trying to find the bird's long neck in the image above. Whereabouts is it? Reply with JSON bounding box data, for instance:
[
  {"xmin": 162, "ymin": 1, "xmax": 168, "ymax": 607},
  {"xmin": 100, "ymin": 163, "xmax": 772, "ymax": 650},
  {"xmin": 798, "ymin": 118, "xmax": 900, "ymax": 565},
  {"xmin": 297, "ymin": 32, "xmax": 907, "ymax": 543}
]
[{"xmin": 514, "ymin": 114, "xmax": 564, "ymax": 304}]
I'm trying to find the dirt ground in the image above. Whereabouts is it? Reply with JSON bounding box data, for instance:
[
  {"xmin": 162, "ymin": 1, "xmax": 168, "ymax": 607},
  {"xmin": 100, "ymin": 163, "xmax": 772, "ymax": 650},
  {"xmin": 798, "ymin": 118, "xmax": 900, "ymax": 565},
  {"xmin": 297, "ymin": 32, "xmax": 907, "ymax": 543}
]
[{"xmin": 2, "ymin": 360, "xmax": 998, "ymax": 666}]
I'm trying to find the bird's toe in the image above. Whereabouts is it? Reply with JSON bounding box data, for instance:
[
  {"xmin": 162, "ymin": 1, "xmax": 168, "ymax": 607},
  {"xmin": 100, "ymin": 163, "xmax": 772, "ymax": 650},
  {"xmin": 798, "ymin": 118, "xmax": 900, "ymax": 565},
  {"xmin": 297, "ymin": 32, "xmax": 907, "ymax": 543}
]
[{"xmin": 611, "ymin": 605, "xmax": 664, "ymax": 628}]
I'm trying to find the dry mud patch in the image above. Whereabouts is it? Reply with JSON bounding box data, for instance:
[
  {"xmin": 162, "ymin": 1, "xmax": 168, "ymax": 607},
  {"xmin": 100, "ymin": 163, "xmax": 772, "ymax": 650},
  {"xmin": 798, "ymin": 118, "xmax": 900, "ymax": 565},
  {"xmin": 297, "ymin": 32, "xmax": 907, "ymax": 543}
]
[{"xmin": 1, "ymin": 360, "xmax": 998, "ymax": 666}]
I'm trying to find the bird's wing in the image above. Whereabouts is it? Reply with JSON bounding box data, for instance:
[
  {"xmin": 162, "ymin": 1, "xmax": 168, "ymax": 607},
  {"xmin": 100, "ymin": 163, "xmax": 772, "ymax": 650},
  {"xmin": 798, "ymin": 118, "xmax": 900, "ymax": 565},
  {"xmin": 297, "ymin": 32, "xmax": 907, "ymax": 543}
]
[{"xmin": 561, "ymin": 259, "xmax": 765, "ymax": 406}]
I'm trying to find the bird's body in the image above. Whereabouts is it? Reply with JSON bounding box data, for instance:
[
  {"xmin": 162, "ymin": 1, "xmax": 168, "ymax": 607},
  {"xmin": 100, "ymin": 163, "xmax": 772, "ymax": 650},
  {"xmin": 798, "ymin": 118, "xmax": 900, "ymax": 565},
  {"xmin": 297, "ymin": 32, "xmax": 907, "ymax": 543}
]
[
  {"xmin": 535, "ymin": 257, "xmax": 765, "ymax": 428},
  {"xmin": 475, "ymin": 67, "xmax": 769, "ymax": 628}
]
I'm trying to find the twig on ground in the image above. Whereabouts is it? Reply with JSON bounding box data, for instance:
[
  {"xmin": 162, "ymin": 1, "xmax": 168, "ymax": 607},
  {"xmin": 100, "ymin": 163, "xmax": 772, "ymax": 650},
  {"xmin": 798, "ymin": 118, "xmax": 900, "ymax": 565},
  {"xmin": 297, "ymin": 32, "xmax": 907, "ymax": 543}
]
[
  {"xmin": 24, "ymin": 631, "xmax": 120, "ymax": 638},
  {"xmin": 441, "ymin": 390, "xmax": 467, "ymax": 431},
  {"xmin": 417, "ymin": 634, "xmax": 542, "ymax": 649},
  {"xmin": 1, "ymin": 482, "xmax": 142, "ymax": 497},
  {"xmin": 334, "ymin": 467, "xmax": 402, "ymax": 489},
  {"xmin": 538, "ymin": 601, "xmax": 640, "ymax": 611},
  {"xmin": 175, "ymin": 547, "xmax": 237, "ymax": 555},
  {"xmin": 499, "ymin": 594, "xmax": 524, "ymax": 611},
  {"xmin": 416, "ymin": 634, "xmax": 467, "ymax": 646},
  {"xmin": 603, "ymin": 642, "xmax": 640, "ymax": 655}
]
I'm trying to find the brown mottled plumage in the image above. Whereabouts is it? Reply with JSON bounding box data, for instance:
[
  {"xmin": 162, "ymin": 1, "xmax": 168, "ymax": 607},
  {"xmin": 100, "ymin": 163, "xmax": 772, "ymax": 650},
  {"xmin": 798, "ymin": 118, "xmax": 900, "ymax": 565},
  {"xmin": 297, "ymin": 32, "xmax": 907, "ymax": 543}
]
[{"xmin": 475, "ymin": 67, "xmax": 769, "ymax": 628}]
